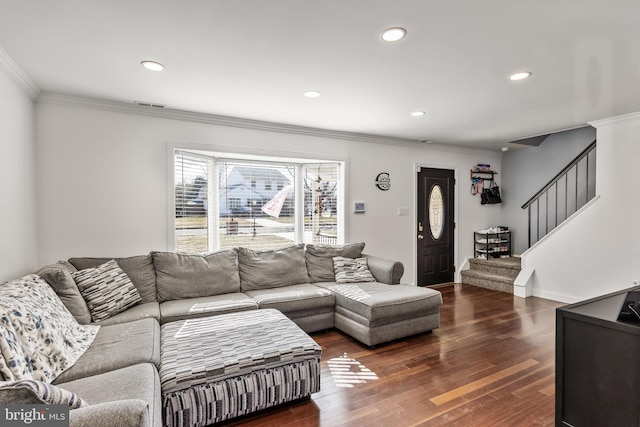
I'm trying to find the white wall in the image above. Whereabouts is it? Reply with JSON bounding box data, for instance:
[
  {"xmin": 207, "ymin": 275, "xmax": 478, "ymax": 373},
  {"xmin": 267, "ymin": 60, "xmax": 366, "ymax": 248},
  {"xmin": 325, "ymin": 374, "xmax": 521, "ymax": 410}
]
[
  {"xmin": 0, "ymin": 69, "xmax": 37, "ymax": 282},
  {"xmin": 35, "ymin": 98, "xmax": 503, "ymax": 284},
  {"xmin": 523, "ymin": 112, "xmax": 640, "ymax": 302}
]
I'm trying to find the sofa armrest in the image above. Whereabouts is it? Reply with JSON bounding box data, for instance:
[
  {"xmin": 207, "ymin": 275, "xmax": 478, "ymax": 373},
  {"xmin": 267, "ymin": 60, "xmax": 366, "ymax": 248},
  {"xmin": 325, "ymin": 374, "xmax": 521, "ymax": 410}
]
[
  {"xmin": 70, "ymin": 400, "xmax": 152, "ymax": 427},
  {"xmin": 363, "ymin": 254, "xmax": 404, "ymax": 285}
]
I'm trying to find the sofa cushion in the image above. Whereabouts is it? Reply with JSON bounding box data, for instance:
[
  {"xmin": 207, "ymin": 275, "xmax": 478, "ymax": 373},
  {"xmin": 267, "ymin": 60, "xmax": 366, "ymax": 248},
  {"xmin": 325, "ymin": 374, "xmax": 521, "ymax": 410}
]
[
  {"xmin": 0, "ymin": 379, "xmax": 88, "ymax": 408},
  {"xmin": 237, "ymin": 244, "xmax": 309, "ymax": 291},
  {"xmin": 95, "ymin": 302, "xmax": 160, "ymax": 326},
  {"xmin": 72, "ymin": 260, "xmax": 142, "ymax": 322},
  {"xmin": 69, "ymin": 255, "xmax": 157, "ymax": 304},
  {"xmin": 333, "ymin": 256, "xmax": 376, "ymax": 284},
  {"xmin": 36, "ymin": 260, "xmax": 92, "ymax": 324},
  {"xmin": 53, "ymin": 318, "xmax": 160, "ymax": 384},
  {"xmin": 70, "ymin": 399, "xmax": 154, "ymax": 427},
  {"xmin": 305, "ymin": 242, "xmax": 365, "ymax": 282},
  {"xmin": 160, "ymin": 294, "xmax": 257, "ymax": 324},
  {"xmin": 60, "ymin": 363, "xmax": 161, "ymax": 427},
  {"xmin": 319, "ymin": 282, "xmax": 443, "ymax": 323},
  {"xmin": 152, "ymin": 250, "xmax": 240, "ymax": 303},
  {"xmin": 0, "ymin": 274, "xmax": 100, "ymax": 382},
  {"xmin": 244, "ymin": 284, "xmax": 335, "ymax": 313}
]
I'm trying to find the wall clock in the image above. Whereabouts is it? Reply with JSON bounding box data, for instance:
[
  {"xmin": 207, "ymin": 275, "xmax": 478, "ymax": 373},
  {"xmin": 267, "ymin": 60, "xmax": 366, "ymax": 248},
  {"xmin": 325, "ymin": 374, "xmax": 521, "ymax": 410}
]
[{"xmin": 375, "ymin": 172, "xmax": 391, "ymax": 191}]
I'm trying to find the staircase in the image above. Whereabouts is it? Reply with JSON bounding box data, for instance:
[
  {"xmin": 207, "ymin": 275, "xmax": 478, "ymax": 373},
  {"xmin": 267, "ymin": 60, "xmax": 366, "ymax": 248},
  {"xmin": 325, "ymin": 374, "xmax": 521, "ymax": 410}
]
[
  {"xmin": 460, "ymin": 257, "xmax": 521, "ymax": 293},
  {"xmin": 522, "ymin": 140, "xmax": 596, "ymax": 248}
]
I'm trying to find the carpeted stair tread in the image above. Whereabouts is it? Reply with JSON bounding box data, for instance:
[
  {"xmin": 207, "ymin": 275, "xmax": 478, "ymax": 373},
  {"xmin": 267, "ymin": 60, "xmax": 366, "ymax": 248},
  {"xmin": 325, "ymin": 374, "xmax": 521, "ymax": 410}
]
[
  {"xmin": 467, "ymin": 258, "xmax": 521, "ymax": 280},
  {"xmin": 462, "ymin": 257, "xmax": 522, "ymax": 294},
  {"xmin": 468, "ymin": 257, "xmax": 521, "ymax": 270},
  {"xmin": 460, "ymin": 269, "xmax": 515, "ymax": 284}
]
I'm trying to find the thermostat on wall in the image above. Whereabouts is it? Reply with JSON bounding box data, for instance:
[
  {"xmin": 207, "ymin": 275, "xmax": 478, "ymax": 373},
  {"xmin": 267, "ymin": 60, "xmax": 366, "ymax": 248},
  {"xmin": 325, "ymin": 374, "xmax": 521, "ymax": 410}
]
[{"xmin": 354, "ymin": 202, "xmax": 365, "ymax": 213}]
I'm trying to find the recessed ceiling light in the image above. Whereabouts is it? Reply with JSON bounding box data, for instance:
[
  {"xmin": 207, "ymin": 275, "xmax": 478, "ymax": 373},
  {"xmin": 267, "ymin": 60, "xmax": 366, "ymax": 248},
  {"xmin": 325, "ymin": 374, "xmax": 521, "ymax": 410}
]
[
  {"xmin": 411, "ymin": 111, "xmax": 426, "ymax": 117},
  {"xmin": 501, "ymin": 147, "xmax": 510, "ymax": 152},
  {"xmin": 509, "ymin": 71, "xmax": 532, "ymax": 81},
  {"xmin": 381, "ymin": 27, "xmax": 407, "ymax": 42},
  {"xmin": 140, "ymin": 60, "xmax": 165, "ymax": 71},
  {"xmin": 304, "ymin": 91, "xmax": 321, "ymax": 98}
]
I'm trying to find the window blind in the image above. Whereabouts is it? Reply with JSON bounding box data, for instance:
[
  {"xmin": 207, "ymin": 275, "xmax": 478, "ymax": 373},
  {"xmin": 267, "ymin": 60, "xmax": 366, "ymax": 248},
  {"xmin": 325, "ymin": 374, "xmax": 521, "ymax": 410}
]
[{"xmin": 174, "ymin": 151, "xmax": 209, "ymax": 253}]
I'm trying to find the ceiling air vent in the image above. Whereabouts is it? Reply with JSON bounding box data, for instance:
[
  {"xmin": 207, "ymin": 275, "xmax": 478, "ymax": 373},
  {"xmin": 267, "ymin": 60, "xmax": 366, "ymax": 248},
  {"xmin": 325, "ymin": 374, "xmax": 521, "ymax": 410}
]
[{"xmin": 134, "ymin": 101, "xmax": 167, "ymax": 109}]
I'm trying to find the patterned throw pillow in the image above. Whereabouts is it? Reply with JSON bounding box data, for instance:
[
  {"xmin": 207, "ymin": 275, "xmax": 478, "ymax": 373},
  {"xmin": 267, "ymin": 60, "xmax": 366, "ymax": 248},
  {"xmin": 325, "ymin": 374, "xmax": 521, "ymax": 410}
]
[
  {"xmin": 332, "ymin": 257, "xmax": 376, "ymax": 284},
  {"xmin": 0, "ymin": 380, "xmax": 88, "ymax": 409},
  {"xmin": 72, "ymin": 259, "xmax": 142, "ymax": 322}
]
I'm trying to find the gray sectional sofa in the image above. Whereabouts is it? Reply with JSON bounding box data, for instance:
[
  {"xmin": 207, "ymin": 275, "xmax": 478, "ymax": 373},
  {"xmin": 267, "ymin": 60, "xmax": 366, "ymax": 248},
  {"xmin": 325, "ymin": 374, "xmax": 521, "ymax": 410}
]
[{"xmin": 0, "ymin": 243, "xmax": 443, "ymax": 427}]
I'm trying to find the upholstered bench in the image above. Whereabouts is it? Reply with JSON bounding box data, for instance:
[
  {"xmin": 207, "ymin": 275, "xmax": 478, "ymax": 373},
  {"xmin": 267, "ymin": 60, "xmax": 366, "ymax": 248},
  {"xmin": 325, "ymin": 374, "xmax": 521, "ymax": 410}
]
[
  {"xmin": 159, "ymin": 309, "xmax": 321, "ymax": 427},
  {"xmin": 317, "ymin": 283, "xmax": 443, "ymax": 346}
]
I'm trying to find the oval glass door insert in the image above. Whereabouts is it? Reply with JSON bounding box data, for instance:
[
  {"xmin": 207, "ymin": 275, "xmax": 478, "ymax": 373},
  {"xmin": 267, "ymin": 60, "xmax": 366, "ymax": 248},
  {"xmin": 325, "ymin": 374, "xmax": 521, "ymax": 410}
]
[{"xmin": 429, "ymin": 184, "xmax": 444, "ymax": 240}]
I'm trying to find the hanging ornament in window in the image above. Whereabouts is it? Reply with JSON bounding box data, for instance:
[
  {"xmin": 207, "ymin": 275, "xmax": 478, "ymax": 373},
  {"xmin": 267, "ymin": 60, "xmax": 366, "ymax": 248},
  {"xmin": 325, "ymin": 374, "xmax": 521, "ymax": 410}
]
[{"xmin": 375, "ymin": 172, "xmax": 391, "ymax": 191}]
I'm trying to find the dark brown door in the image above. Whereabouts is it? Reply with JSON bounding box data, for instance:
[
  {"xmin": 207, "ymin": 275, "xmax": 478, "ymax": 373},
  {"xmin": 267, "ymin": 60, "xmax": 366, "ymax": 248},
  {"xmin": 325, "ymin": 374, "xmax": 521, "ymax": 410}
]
[{"xmin": 417, "ymin": 167, "xmax": 455, "ymax": 286}]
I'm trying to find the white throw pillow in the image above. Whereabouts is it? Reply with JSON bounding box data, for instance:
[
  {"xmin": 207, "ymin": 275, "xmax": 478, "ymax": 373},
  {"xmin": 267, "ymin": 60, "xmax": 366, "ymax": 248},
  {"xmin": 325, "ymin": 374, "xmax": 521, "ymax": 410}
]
[
  {"xmin": 332, "ymin": 257, "xmax": 376, "ymax": 284},
  {"xmin": 72, "ymin": 259, "xmax": 142, "ymax": 322}
]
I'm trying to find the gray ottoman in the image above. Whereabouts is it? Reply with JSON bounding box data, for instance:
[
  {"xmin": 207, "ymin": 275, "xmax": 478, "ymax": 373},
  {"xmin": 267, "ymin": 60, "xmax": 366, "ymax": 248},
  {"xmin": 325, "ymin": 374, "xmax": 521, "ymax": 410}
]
[
  {"xmin": 319, "ymin": 282, "xmax": 443, "ymax": 346},
  {"xmin": 159, "ymin": 309, "xmax": 321, "ymax": 427}
]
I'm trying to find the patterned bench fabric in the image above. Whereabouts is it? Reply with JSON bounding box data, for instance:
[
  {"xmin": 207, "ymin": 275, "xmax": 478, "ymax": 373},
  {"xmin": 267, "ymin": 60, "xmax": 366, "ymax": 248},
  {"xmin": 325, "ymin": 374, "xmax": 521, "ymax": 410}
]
[
  {"xmin": 160, "ymin": 309, "xmax": 321, "ymax": 427},
  {"xmin": 162, "ymin": 359, "xmax": 319, "ymax": 427}
]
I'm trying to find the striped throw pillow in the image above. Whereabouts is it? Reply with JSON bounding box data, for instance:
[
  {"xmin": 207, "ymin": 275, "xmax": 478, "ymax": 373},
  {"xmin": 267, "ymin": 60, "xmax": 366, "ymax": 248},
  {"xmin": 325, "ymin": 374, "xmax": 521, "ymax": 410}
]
[
  {"xmin": 72, "ymin": 259, "xmax": 141, "ymax": 322},
  {"xmin": 332, "ymin": 257, "xmax": 376, "ymax": 284}
]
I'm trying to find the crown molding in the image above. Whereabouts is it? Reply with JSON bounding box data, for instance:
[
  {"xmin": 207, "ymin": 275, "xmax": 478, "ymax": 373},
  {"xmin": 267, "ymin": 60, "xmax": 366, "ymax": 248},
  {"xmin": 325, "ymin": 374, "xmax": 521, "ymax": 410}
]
[
  {"xmin": 588, "ymin": 111, "xmax": 640, "ymax": 128},
  {"xmin": 37, "ymin": 92, "xmax": 421, "ymax": 147},
  {"xmin": 0, "ymin": 47, "xmax": 40, "ymax": 100},
  {"xmin": 37, "ymin": 92, "xmax": 496, "ymax": 155}
]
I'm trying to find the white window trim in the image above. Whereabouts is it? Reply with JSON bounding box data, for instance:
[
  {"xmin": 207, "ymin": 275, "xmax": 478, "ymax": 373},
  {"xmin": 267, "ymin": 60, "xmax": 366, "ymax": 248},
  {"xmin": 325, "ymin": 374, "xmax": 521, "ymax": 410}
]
[
  {"xmin": 167, "ymin": 141, "xmax": 348, "ymax": 252},
  {"xmin": 209, "ymin": 159, "xmax": 218, "ymax": 251}
]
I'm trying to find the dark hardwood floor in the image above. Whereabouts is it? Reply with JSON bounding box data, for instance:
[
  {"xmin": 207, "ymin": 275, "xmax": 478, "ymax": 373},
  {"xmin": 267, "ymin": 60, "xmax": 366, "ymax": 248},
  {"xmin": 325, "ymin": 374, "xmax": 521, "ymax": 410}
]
[{"xmin": 225, "ymin": 283, "xmax": 564, "ymax": 427}]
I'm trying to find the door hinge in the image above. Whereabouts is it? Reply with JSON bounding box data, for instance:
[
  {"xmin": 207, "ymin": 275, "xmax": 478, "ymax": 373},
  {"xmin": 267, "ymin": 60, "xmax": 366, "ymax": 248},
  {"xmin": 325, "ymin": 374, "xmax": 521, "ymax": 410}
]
[
  {"xmin": 453, "ymin": 265, "xmax": 456, "ymax": 272},
  {"xmin": 454, "ymin": 221, "xmax": 457, "ymax": 229}
]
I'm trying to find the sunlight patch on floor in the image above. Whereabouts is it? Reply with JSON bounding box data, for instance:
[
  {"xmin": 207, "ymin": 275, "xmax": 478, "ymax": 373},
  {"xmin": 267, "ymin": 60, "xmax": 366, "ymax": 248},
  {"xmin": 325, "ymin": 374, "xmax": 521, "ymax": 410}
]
[{"xmin": 327, "ymin": 353, "xmax": 379, "ymax": 388}]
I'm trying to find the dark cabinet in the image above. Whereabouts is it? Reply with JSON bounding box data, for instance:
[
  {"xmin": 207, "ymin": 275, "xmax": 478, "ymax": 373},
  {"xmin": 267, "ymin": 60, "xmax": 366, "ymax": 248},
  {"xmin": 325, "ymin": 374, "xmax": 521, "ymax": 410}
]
[{"xmin": 556, "ymin": 286, "xmax": 640, "ymax": 426}]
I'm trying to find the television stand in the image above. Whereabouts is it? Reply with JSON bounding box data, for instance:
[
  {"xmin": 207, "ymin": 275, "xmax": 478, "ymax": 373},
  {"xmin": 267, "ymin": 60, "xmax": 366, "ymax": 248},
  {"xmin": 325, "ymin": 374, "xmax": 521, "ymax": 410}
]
[{"xmin": 556, "ymin": 286, "xmax": 640, "ymax": 426}]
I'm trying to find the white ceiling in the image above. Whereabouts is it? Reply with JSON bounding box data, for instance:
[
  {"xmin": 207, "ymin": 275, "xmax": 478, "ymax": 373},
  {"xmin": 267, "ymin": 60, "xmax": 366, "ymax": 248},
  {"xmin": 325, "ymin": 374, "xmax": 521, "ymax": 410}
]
[{"xmin": 1, "ymin": 0, "xmax": 639, "ymax": 150}]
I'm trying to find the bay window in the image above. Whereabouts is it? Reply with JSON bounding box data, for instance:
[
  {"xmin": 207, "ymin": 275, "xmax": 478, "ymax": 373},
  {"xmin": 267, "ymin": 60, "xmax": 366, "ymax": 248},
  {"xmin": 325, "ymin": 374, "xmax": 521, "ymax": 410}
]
[{"xmin": 173, "ymin": 150, "xmax": 343, "ymax": 253}]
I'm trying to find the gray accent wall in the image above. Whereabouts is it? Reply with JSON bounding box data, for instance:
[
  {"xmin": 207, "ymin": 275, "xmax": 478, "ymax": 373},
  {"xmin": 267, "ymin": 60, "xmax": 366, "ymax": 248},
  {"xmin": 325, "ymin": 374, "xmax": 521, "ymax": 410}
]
[{"xmin": 501, "ymin": 126, "xmax": 596, "ymax": 254}]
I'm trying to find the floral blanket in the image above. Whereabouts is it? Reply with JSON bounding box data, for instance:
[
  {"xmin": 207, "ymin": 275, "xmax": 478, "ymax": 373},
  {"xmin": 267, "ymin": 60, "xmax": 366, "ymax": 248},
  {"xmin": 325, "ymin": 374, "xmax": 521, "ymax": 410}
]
[{"xmin": 0, "ymin": 274, "xmax": 99, "ymax": 382}]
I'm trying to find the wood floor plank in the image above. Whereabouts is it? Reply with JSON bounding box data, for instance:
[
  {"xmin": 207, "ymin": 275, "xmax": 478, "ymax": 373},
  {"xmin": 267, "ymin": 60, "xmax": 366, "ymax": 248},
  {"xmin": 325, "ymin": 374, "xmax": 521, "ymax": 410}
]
[
  {"xmin": 429, "ymin": 358, "xmax": 540, "ymax": 405},
  {"xmin": 223, "ymin": 284, "xmax": 563, "ymax": 426}
]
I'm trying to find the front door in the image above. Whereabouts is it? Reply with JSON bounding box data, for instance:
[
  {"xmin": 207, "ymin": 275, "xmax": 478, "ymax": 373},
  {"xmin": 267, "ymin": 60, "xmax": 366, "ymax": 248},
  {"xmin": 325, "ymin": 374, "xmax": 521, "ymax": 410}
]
[{"xmin": 417, "ymin": 167, "xmax": 455, "ymax": 286}]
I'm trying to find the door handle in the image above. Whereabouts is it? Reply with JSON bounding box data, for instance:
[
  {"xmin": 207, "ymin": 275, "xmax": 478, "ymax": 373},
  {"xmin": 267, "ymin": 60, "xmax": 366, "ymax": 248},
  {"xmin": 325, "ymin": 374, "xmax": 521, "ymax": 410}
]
[{"xmin": 417, "ymin": 234, "xmax": 424, "ymax": 240}]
